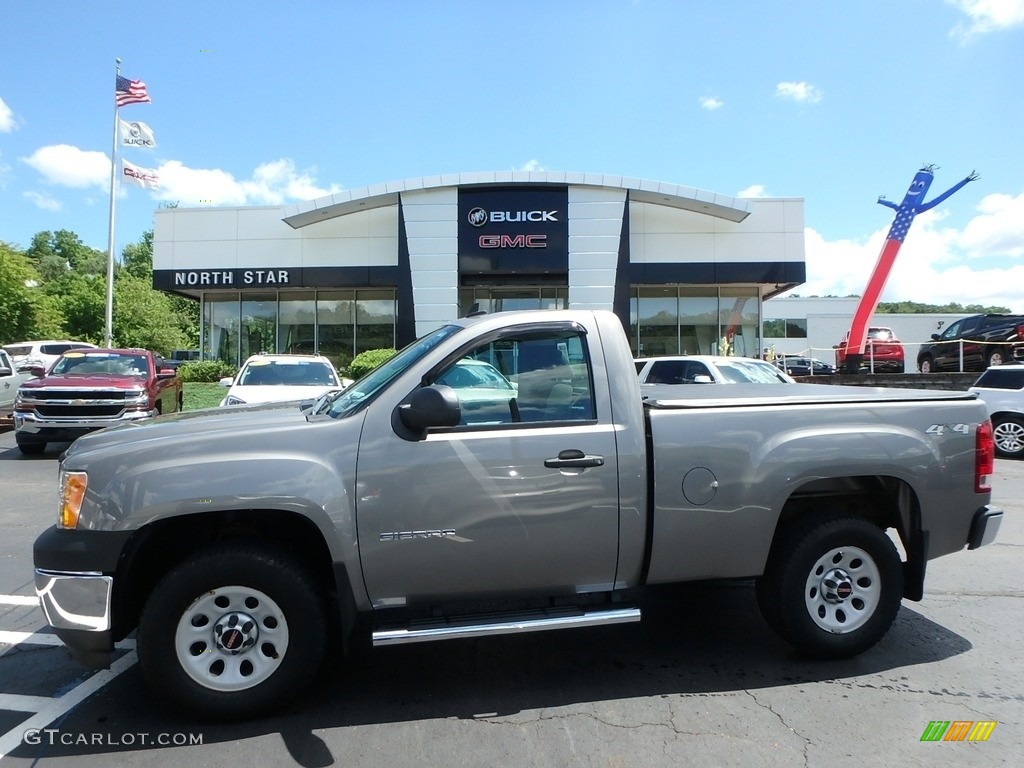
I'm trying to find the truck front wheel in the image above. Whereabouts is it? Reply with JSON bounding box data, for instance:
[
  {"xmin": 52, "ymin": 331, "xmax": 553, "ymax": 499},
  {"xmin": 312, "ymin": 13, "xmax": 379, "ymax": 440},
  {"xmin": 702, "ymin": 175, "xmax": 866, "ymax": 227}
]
[
  {"xmin": 137, "ymin": 544, "xmax": 327, "ymax": 718},
  {"xmin": 756, "ymin": 517, "xmax": 903, "ymax": 659}
]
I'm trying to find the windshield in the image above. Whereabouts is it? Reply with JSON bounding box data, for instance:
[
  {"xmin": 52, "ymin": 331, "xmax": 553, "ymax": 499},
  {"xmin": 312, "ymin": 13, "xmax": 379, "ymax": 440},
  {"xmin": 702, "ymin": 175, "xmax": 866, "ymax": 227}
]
[
  {"xmin": 238, "ymin": 359, "xmax": 338, "ymax": 387},
  {"xmin": 50, "ymin": 352, "xmax": 149, "ymax": 376},
  {"xmin": 320, "ymin": 324, "xmax": 463, "ymax": 419},
  {"xmin": 716, "ymin": 360, "xmax": 793, "ymax": 383}
]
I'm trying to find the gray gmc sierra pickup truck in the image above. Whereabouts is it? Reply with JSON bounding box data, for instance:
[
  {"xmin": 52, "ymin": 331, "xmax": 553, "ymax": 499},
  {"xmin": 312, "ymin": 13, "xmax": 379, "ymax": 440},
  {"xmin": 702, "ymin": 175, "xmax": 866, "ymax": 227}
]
[{"xmin": 33, "ymin": 309, "xmax": 1003, "ymax": 718}]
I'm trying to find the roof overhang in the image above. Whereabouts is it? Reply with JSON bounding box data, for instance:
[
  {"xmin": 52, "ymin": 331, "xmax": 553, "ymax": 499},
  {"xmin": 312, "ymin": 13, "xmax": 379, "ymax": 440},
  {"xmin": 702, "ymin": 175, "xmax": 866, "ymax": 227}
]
[{"xmin": 282, "ymin": 171, "xmax": 752, "ymax": 229}]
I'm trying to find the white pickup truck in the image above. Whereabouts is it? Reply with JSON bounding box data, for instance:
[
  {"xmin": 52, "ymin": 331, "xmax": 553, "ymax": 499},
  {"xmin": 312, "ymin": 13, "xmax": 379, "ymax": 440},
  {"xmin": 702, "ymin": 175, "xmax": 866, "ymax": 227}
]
[
  {"xmin": 33, "ymin": 309, "xmax": 1002, "ymax": 718},
  {"xmin": 0, "ymin": 349, "xmax": 32, "ymax": 415}
]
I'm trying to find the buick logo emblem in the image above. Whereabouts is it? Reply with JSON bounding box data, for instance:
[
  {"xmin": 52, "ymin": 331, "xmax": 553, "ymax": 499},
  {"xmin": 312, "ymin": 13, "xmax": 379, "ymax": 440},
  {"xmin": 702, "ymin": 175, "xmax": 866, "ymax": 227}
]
[{"xmin": 467, "ymin": 207, "xmax": 487, "ymax": 227}]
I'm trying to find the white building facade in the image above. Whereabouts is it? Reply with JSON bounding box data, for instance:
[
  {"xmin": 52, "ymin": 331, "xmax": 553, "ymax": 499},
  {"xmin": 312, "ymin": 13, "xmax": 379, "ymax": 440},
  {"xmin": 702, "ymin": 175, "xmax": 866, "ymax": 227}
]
[{"xmin": 153, "ymin": 172, "xmax": 806, "ymax": 368}]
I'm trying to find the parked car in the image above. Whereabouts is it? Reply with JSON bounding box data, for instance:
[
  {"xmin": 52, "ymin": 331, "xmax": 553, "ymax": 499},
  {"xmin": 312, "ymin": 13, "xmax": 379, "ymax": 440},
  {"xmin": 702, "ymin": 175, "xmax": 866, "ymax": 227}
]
[
  {"xmin": 2, "ymin": 340, "xmax": 98, "ymax": 372},
  {"xmin": 219, "ymin": 354, "xmax": 342, "ymax": 406},
  {"xmin": 0, "ymin": 348, "xmax": 33, "ymax": 414},
  {"xmin": 163, "ymin": 349, "xmax": 202, "ymax": 371},
  {"xmin": 917, "ymin": 314, "xmax": 1024, "ymax": 373},
  {"xmin": 13, "ymin": 348, "xmax": 182, "ymax": 455},
  {"xmin": 636, "ymin": 355, "xmax": 795, "ymax": 385},
  {"xmin": 774, "ymin": 355, "xmax": 836, "ymax": 377},
  {"xmin": 968, "ymin": 363, "xmax": 1024, "ymax": 458},
  {"xmin": 834, "ymin": 327, "xmax": 905, "ymax": 373}
]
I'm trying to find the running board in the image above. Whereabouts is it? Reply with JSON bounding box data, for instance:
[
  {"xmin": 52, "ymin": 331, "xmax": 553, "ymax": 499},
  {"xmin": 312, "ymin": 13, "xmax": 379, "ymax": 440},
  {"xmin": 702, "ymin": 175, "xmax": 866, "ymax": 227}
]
[{"xmin": 372, "ymin": 606, "xmax": 641, "ymax": 647}]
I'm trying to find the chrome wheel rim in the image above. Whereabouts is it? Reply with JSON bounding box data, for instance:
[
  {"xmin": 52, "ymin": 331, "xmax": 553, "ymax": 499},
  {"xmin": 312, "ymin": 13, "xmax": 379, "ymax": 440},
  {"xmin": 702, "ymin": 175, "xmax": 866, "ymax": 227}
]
[
  {"xmin": 175, "ymin": 585, "xmax": 289, "ymax": 692},
  {"xmin": 805, "ymin": 546, "xmax": 881, "ymax": 634},
  {"xmin": 994, "ymin": 421, "xmax": 1024, "ymax": 456}
]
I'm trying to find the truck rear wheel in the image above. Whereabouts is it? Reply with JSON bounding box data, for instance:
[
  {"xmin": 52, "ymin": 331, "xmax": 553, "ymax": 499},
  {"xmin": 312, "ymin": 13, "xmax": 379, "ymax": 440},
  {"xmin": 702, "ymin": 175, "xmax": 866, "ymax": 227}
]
[
  {"xmin": 137, "ymin": 544, "xmax": 327, "ymax": 718},
  {"xmin": 756, "ymin": 517, "xmax": 903, "ymax": 659}
]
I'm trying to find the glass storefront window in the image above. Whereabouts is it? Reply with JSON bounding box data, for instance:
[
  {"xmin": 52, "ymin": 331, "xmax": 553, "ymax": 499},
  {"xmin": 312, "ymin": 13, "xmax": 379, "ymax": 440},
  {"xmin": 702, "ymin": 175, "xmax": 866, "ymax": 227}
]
[
  {"xmin": 635, "ymin": 288, "xmax": 678, "ymax": 357},
  {"xmin": 278, "ymin": 291, "xmax": 316, "ymax": 354},
  {"xmin": 628, "ymin": 287, "xmax": 762, "ymax": 358},
  {"xmin": 317, "ymin": 291, "xmax": 356, "ymax": 372},
  {"xmin": 719, "ymin": 288, "xmax": 760, "ymax": 357},
  {"xmin": 203, "ymin": 293, "xmax": 239, "ymax": 366},
  {"xmin": 355, "ymin": 290, "xmax": 397, "ymax": 355},
  {"xmin": 458, "ymin": 287, "xmax": 567, "ymax": 316},
  {"xmin": 240, "ymin": 293, "xmax": 277, "ymax": 361}
]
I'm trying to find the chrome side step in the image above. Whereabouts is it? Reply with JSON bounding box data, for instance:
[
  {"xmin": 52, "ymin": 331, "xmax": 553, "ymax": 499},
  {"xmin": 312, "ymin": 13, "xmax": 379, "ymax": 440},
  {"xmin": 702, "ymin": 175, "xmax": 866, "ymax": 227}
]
[{"xmin": 372, "ymin": 605, "xmax": 641, "ymax": 647}]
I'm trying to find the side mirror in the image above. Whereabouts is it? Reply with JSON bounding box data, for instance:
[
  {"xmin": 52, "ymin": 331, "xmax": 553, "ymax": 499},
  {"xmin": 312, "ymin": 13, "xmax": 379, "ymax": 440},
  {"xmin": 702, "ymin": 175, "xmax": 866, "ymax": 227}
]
[
  {"xmin": 931, "ymin": 334, "xmax": 940, "ymax": 341},
  {"xmin": 218, "ymin": 377, "xmax": 233, "ymax": 387},
  {"xmin": 398, "ymin": 385, "xmax": 461, "ymax": 432},
  {"xmin": 157, "ymin": 368, "xmax": 177, "ymax": 378},
  {"xmin": 692, "ymin": 375, "xmax": 714, "ymax": 384},
  {"xmin": 0, "ymin": 367, "xmax": 11, "ymax": 377},
  {"xmin": 30, "ymin": 366, "xmax": 46, "ymax": 378}
]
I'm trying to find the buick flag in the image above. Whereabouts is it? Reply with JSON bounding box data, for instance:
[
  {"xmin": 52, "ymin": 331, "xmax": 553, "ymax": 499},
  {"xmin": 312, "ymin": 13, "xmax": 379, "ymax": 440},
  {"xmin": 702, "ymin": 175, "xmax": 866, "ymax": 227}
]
[{"xmin": 119, "ymin": 118, "xmax": 156, "ymax": 148}]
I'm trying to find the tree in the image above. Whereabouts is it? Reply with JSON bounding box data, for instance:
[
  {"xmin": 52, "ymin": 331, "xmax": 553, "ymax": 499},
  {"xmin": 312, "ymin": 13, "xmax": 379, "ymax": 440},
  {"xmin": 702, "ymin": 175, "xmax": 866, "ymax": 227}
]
[
  {"xmin": 26, "ymin": 230, "xmax": 107, "ymax": 278},
  {"xmin": 0, "ymin": 242, "xmax": 65, "ymax": 344},
  {"xmin": 46, "ymin": 272, "xmax": 106, "ymax": 343},
  {"xmin": 113, "ymin": 274, "xmax": 189, "ymax": 353}
]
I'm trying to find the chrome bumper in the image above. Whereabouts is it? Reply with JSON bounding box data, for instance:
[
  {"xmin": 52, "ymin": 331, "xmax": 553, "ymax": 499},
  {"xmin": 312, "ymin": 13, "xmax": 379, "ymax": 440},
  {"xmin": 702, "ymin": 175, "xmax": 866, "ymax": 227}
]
[
  {"xmin": 34, "ymin": 569, "xmax": 113, "ymax": 632},
  {"xmin": 15, "ymin": 409, "xmax": 156, "ymax": 433}
]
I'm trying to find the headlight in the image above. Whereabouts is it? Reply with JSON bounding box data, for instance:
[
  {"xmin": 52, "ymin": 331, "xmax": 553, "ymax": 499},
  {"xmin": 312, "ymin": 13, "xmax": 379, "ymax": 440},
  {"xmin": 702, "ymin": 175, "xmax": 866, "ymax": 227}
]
[
  {"xmin": 58, "ymin": 470, "xmax": 88, "ymax": 529},
  {"xmin": 225, "ymin": 395, "xmax": 246, "ymax": 406}
]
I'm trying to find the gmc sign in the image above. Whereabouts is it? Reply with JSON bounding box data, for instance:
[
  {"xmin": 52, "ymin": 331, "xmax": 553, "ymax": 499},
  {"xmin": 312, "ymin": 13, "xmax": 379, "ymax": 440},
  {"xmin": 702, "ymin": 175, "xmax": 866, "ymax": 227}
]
[{"xmin": 458, "ymin": 187, "xmax": 568, "ymax": 274}]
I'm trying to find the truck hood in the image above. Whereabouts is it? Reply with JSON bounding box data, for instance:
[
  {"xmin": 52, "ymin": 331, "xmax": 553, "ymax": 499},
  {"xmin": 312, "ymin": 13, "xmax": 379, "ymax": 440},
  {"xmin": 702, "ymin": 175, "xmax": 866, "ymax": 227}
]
[
  {"xmin": 20, "ymin": 374, "xmax": 146, "ymax": 389},
  {"xmin": 64, "ymin": 401, "xmax": 316, "ymax": 462}
]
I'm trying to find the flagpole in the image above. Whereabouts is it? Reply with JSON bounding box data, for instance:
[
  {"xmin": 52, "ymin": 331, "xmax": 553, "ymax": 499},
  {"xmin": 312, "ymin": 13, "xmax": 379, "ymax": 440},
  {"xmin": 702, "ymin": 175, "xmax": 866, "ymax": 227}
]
[{"xmin": 104, "ymin": 58, "xmax": 120, "ymax": 347}]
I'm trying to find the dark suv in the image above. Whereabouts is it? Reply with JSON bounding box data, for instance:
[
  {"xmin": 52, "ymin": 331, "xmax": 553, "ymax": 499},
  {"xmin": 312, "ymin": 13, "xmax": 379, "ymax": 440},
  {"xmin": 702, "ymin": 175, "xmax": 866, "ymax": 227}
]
[{"xmin": 917, "ymin": 314, "xmax": 1024, "ymax": 373}]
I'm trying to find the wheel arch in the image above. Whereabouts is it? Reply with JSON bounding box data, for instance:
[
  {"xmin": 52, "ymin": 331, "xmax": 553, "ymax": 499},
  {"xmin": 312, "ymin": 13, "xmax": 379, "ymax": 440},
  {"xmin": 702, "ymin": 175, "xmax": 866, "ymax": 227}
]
[
  {"xmin": 769, "ymin": 474, "xmax": 926, "ymax": 601},
  {"xmin": 111, "ymin": 509, "xmax": 356, "ymax": 641}
]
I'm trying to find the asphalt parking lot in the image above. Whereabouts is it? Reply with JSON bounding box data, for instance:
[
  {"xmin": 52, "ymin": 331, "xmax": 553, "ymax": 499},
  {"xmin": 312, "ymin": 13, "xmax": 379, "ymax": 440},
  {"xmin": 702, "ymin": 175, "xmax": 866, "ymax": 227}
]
[{"xmin": 0, "ymin": 428, "xmax": 1020, "ymax": 767}]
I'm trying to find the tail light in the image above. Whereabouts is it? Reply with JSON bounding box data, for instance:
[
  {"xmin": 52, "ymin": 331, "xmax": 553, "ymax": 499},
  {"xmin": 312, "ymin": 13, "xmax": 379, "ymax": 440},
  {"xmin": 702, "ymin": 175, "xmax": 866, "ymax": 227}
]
[{"xmin": 975, "ymin": 420, "xmax": 995, "ymax": 493}]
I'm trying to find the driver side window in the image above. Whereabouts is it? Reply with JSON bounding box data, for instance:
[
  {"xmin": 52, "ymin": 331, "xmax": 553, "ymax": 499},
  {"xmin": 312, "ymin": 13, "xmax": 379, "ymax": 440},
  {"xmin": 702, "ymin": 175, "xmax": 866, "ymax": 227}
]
[{"xmin": 434, "ymin": 329, "xmax": 596, "ymax": 427}]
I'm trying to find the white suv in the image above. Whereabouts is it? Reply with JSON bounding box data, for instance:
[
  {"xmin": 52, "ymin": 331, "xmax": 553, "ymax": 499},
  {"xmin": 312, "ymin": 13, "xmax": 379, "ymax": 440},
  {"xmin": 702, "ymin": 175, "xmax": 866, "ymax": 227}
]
[
  {"xmin": 2, "ymin": 340, "xmax": 98, "ymax": 372},
  {"xmin": 969, "ymin": 364, "xmax": 1024, "ymax": 458}
]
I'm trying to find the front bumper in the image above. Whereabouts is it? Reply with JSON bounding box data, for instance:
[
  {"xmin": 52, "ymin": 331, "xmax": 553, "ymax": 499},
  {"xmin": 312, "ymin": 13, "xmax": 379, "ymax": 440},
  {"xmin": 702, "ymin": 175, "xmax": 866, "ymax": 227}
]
[
  {"xmin": 14, "ymin": 409, "xmax": 156, "ymax": 441},
  {"xmin": 968, "ymin": 504, "xmax": 1003, "ymax": 550}
]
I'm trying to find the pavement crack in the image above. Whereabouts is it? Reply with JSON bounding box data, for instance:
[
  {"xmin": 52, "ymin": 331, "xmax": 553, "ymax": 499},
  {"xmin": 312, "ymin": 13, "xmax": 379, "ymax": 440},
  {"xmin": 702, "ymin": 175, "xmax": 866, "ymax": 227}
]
[{"xmin": 745, "ymin": 690, "xmax": 811, "ymax": 768}]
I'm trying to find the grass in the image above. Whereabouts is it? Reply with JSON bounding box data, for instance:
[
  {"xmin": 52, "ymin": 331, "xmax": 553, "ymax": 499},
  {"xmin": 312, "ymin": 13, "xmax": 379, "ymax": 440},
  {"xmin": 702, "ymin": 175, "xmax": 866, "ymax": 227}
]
[{"xmin": 182, "ymin": 382, "xmax": 225, "ymax": 411}]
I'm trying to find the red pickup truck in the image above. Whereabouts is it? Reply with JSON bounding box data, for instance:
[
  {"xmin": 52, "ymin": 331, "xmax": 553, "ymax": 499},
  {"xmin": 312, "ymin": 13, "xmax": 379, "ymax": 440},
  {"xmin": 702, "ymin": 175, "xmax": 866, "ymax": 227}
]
[{"xmin": 12, "ymin": 348, "xmax": 182, "ymax": 455}]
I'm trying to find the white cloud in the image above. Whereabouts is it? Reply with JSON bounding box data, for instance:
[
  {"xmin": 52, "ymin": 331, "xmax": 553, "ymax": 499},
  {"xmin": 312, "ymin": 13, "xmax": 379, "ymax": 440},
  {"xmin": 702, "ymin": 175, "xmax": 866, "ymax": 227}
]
[
  {"xmin": 0, "ymin": 97, "xmax": 14, "ymax": 132},
  {"xmin": 959, "ymin": 191, "xmax": 1024, "ymax": 257},
  {"xmin": 21, "ymin": 144, "xmax": 110, "ymax": 189},
  {"xmin": 154, "ymin": 158, "xmax": 342, "ymax": 206},
  {"xmin": 699, "ymin": 96, "xmax": 724, "ymax": 111},
  {"xmin": 799, "ymin": 196, "xmax": 1024, "ymax": 311},
  {"xmin": 23, "ymin": 190, "xmax": 62, "ymax": 211},
  {"xmin": 517, "ymin": 159, "xmax": 545, "ymax": 172},
  {"xmin": 737, "ymin": 184, "xmax": 768, "ymax": 198},
  {"xmin": 948, "ymin": 0, "xmax": 1024, "ymax": 41},
  {"xmin": 775, "ymin": 81, "xmax": 823, "ymax": 103}
]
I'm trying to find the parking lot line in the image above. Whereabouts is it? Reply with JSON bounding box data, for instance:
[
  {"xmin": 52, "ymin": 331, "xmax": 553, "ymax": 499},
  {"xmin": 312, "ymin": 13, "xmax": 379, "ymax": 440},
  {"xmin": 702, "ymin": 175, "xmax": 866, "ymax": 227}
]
[
  {"xmin": 0, "ymin": 596, "xmax": 39, "ymax": 607},
  {"xmin": 0, "ymin": 630, "xmax": 65, "ymax": 647},
  {"xmin": 0, "ymin": 650, "xmax": 138, "ymax": 759}
]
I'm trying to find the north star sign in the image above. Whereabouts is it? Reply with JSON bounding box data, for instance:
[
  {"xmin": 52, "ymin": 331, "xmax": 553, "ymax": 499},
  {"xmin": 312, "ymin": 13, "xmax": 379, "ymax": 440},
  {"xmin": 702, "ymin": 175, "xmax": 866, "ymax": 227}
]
[{"xmin": 172, "ymin": 269, "xmax": 292, "ymax": 286}]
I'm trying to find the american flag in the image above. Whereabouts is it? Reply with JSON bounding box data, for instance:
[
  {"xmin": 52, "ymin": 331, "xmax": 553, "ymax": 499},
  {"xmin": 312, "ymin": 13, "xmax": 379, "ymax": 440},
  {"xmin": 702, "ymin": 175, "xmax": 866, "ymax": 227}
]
[{"xmin": 116, "ymin": 75, "xmax": 151, "ymax": 107}]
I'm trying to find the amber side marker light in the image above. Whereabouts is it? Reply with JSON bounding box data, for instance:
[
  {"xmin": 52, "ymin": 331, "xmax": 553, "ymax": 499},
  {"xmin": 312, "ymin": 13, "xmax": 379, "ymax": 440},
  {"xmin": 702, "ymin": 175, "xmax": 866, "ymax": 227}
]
[{"xmin": 59, "ymin": 471, "xmax": 88, "ymax": 529}]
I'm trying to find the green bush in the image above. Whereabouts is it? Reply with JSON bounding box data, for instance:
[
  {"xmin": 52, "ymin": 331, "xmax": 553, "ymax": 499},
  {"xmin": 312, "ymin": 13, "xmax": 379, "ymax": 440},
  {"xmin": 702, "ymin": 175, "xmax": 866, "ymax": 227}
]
[
  {"xmin": 347, "ymin": 348, "xmax": 397, "ymax": 379},
  {"xmin": 177, "ymin": 360, "xmax": 237, "ymax": 382}
]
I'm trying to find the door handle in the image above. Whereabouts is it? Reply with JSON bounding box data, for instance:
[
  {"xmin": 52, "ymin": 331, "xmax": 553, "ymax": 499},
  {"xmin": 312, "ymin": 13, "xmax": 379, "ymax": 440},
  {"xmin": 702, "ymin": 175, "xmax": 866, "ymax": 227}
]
[{"xmin": 544, "ymin": 449, "xmax": 605, "ymax": 469}]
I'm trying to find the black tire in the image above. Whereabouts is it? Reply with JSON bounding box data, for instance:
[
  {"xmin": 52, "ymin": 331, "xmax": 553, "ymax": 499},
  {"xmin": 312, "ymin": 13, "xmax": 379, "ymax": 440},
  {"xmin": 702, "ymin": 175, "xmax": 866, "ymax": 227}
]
[
  {"xmin": 177, "ymin": 393, "xmax": 184, "ymax": 412},
  {"xmin": 918, "ymin": 357, "xmax": 933, "ymax": 374},
  {"xmin": 137, "ymin": 544, "xmax": 327, "ymax": 719},
  {"xmin": 987, "ymin": 348, "xmax": 1007, "ymax": 367},
  {"xmin": 992, "ymin": 415, "xmax": 1024, "ymax": 459},
  {"xmin": 16, "ymin": 439, "xmax": 45, "ymax": 456},
  {"xmin": 757, "ymin": 517, "xmax": 903, "ymax": 659}
]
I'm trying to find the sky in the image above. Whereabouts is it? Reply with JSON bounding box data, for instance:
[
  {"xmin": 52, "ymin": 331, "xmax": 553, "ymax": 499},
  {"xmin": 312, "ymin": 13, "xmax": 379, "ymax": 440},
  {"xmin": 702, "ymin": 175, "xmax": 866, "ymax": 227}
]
[{"xmin": 2, "ymin": 0, "xmax": 1023, "ymax": 309}]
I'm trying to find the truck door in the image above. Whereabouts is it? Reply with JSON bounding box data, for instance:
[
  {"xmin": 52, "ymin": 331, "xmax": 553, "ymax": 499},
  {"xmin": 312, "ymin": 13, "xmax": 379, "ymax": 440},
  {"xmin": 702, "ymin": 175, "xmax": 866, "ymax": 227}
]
[{"xmin": 355, "ymin": 324, "xmax": 621, "ymax": 606}]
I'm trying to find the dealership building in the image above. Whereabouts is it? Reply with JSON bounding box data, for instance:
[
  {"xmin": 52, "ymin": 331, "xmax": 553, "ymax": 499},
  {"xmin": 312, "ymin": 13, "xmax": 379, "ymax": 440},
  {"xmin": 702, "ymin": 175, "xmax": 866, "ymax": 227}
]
[{"xmin": 152, "ymin": 171, "xmax": 806, "ymax": 367}]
